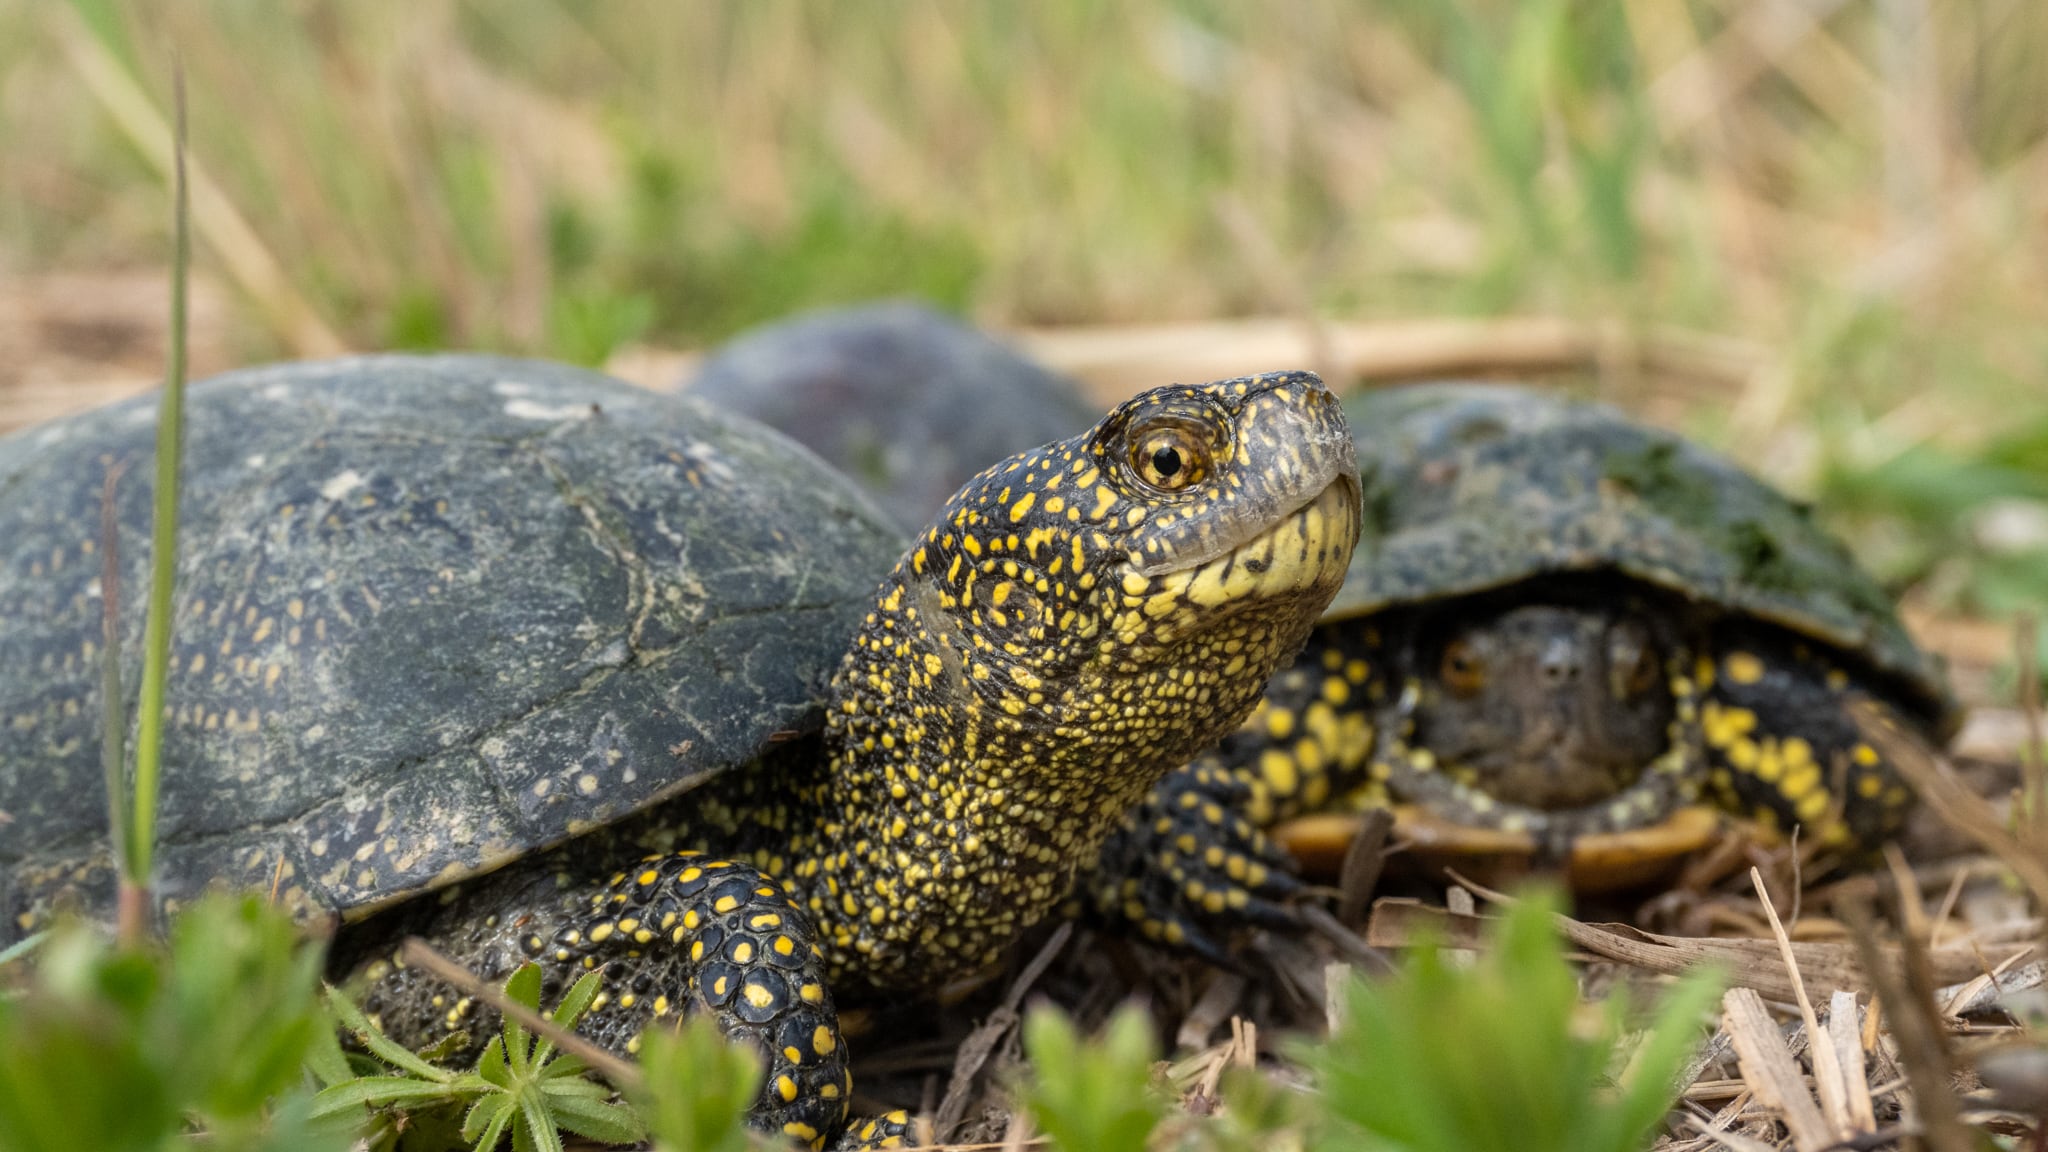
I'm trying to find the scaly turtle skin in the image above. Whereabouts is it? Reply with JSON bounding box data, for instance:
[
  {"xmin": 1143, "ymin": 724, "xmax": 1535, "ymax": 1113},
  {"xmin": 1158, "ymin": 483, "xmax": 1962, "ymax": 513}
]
[
  {"xmin": 687, "ymin": 301, "xmax": 1098, "ymax": 535},
  {"xmin": 0, "ymin": 357, "xmax": 1361, "ymax": 1148}
]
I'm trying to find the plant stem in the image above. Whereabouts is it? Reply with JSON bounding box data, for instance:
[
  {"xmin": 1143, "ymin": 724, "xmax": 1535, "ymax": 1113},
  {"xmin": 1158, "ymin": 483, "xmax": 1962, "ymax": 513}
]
[{"xmin": 128, "ymin": 59, "xmax": 188, "ymax": 904}]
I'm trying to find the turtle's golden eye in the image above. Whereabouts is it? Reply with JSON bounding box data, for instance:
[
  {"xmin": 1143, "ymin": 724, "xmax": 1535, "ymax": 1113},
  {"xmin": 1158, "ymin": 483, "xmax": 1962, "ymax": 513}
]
[
  {"xmin": 1607, "ymin": 621, "xmax": 1661, "ymax": 699},
  {"xmin": 1129, "ymin": 423, "xmax": 1210, "ymax": 492},
  {"xmin": 1440, "ymin": 638, "xmax": 1486, "ymax": 698}
]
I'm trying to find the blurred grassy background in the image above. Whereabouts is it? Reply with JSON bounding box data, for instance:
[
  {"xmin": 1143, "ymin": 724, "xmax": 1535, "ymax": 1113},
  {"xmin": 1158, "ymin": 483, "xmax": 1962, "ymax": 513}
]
[{"xmin": 0, "ymin": 1, "xmax": 2043, "ymax": 690}]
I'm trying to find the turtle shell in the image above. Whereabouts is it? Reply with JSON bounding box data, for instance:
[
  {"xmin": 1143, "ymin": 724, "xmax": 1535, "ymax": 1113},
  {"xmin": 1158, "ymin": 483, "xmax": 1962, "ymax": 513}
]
[
  {"xmin": 0, "ymin": 355, "xmax": 900, "ymax": 931},
  {"xmin": 1330, "ymin": 383, "xmax": 1954, "ymax": 727},
  {"xmin": 687, "ymin": 301, "xmax": 1098, "ymax": 534}
]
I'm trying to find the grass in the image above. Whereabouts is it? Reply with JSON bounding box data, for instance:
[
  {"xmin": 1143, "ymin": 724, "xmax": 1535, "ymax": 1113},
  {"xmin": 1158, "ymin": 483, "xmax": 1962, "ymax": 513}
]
[{"xmin": 3, "ymin": 1, "xmax": 2042, "ymax": 631}]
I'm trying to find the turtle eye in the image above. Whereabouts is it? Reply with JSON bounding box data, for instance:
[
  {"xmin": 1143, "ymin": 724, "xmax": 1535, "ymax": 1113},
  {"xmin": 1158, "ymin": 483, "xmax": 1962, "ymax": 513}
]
[
  {"xmin": 1608, "ymin": 623, "xmax": 1662, "ymax": 699},
  {"xmin": 1439, "ymin": 638, "xmax": 1486, "ymax": 698},
  {"xmin": 1128, "ymin": 423, "xmax": 1210, "ymax": 492}
]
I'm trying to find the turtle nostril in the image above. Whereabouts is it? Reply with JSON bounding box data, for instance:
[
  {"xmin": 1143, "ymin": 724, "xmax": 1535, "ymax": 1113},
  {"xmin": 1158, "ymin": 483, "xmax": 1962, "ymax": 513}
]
[{"xmin": 1539, "ymin": 638, "xmax": 1581, "ymax": 685}]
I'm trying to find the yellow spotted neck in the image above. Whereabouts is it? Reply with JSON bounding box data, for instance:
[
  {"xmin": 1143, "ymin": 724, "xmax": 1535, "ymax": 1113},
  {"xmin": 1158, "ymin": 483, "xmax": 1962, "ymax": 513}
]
[
  {"xmin": 752, "ymin": 371, "xmax": 1359, "ymax": 992},
  {"xmin": 795, "ymin": 558, "xmax": 1332, "ymax": 993}
]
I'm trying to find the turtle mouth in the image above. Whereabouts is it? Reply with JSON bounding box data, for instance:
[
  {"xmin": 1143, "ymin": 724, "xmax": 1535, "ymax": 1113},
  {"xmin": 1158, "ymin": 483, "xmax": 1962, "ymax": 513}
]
[{"xmin": 1144, "ymin": 475, "xmax": 1361, "ymax": 609}]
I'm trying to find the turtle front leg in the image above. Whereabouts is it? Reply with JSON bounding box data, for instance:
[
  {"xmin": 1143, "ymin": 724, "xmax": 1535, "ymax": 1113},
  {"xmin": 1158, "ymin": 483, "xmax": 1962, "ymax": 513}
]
[
  {"xmin": 1697, "ymin": 630, "xmax": 1918, "ymax": 850},
  {"xmin": 1084, "ymin": 634, "xmax": 1381, "ymax": 960},
  {"xmin": 354, "ymin": 851, "xmax": 910, "ymax": 1150}
]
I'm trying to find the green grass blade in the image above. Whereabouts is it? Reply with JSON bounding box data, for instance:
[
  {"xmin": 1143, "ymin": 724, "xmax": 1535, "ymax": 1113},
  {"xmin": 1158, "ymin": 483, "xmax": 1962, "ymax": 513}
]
[
  {"xmin": 127, "ymin": 55, "xmax": 191, "ymax": 885},
  {"xmin": 0, "ymin": 930, "xmax": 49, "ymax": 968}
]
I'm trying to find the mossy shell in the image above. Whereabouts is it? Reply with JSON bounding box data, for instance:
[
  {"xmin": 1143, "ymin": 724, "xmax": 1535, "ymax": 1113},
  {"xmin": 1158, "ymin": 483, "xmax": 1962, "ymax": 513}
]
[
  {"xmin": 1332, "ymin": 383, "xmax": 1953, "ymax": 725},
  {"xmin": 0, "ymin": 356, "xmax": 900, "ymax": 930}
]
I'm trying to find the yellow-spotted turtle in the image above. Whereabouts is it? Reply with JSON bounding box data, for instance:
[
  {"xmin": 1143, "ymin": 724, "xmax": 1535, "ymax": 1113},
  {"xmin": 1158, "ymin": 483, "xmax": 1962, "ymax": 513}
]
[{"xmin": 0, "ymin": 354, "xmax": 1361, "ymax": 1148}]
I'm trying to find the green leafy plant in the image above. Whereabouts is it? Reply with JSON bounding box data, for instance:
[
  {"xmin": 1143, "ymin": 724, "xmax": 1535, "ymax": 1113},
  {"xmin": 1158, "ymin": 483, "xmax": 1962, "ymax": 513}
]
[
  {"xmin": 0, "ymin": 894, "xmax": 342, "ymax": 1152},
  {"xmin": 1020, "ymin": 1004, "xmax": 1169, "ymax": 1152},
  {"xmin": 630, "ymin": 1015, "xmax": 765, "ymax": 1152},
  {"xmin": 315, "ymin": 964, "xmax": 643, "ymax": 1152},
  {"xmin": 1302, "ymin": 892, "xmax": 1720, "ymax": 1152}
]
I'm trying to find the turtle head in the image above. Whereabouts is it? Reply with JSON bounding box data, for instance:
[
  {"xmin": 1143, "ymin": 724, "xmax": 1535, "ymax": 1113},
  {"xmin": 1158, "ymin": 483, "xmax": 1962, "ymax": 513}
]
[
  {"xmin": 897, "ymin": 368, "xmax": 1360, "ymax": 691},
  {"xmin": 818, "ymin": 369, "xmax": 1358, "ymax": 987}
]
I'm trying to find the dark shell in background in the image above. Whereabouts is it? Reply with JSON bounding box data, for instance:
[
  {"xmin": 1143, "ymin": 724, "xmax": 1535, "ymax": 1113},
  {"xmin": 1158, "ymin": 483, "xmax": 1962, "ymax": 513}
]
[
  {"xmin": 0, "ymin": 355, "xmax": 900, "ymax": 932},
  {"xmin": 687, "ymin": 301, "xmax": 1098, "ymax": 533},
  {"xmin": 1334, "ymin": 382, "xmax": 1954, "ymax": 726}
]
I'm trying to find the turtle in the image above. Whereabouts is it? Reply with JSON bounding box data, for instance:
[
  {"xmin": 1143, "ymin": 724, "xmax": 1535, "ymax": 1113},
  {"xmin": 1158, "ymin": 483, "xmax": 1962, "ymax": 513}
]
[
  {"xmin": 0, "ymin": 354, "xmax": 1362, "ymax": 1149},
  {"xmin": 690, "ymin": 321, "xmax": 1953, "ymax": 939},
  {"xmin": 1081, "ymin": 381, "xmax": 1959, "ymax": 943},
  {"xmin": 686, "ymin": 300, "xmax": 1100, "ymax": 536}
]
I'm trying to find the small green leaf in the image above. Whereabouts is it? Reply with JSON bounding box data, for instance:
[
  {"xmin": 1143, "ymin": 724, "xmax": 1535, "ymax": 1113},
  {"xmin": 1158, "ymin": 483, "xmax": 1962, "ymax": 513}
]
[
  {"xmin": 465, "ymin": 1092, "xmax": 515, "ymax": 1151},
  {"xmin": 501, "ymin": 964, "xmax": 543, "ymax": 1075},
  {"xmin": 479, "ymin": 1035, "xmax": 512, "ymax": 1088},
  {"xmin": 544, "ymin": 1092, "xmax": 648, "ymax": 1144},
  {"xmin": 327, "ymin": 986, "xmax": 453, "ymax": 1082},
  {"xmin": 633, "ymin": 1016, "xmax": 761, "ymax": 1152},
  {"xmin": 534, "ymin": 968, "xmax": 603, "ymax": 1067},
  {"xmin": 303, "ymin": 1001, "xmax": 360, "ymax": 1088},
  {"xmin": 1299, "ymin": 888, "xmax": 1718, "ymax": 1152},
  {"xmin": 311, "ymin": 1075, "xmax": 469, "ymax": 1118},
  {"xmin": 538, "ymin": 1053, "xmax": 589, "ymax": 1082},
  {"xmin": 1021, "ymin": 1004, "xmax": 1164, "ymax": 1152},
  {"xmin": 517, "ymin": 1087, "xmax": 566, "ymax": 1152},
  {"xmin": 538, "ymin": 1072, "xmax": 609, "ymax": 1099}
]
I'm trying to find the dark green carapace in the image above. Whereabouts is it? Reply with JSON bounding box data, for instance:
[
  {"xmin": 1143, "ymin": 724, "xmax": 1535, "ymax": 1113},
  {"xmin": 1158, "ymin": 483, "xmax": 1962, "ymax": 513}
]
[
  {"xmin": 0, "ymin": 358, "xmax": 1362, "ymax": 1149},
  {"xmin": 1, "ymin": 357, "xmax": 900, "ymax": 930},
  {"xmin": 1097, "ymin": 383, "xmax": 1957, "ymax": 942}
]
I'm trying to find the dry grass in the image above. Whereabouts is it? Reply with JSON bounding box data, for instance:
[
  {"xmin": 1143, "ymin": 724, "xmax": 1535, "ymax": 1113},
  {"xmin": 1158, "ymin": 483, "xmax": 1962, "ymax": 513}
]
[{"xmin": 2, "ymin": 1, "xmax": 2043, "ymax": 630}]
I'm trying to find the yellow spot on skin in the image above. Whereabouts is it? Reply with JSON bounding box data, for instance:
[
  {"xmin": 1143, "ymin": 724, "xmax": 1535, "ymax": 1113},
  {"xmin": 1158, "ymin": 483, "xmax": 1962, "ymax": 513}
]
[
  {"xmin": 1009, "ymin": 491, "xmax": 1036, "ymax": 521},
  {"xmin": 778, "ymin": 1075, "xmax": 799, "ymax": 1102},
  {"xmin": 814, "ymin": 1025, "xmax": 836, "ymax": 1055},
  {"xmin": 743, "ymin": 983, "xmax": 776, "ymax": 1009},
  {"xmin": 588, "ymin": 923, "xmax": 614, "ymax": 943},
  {"xmin": 1258, "ymin": 748, "xmax": 1300, "ymax": 797},
  {"xmin": 1724, "ymin": 651, "xmax": 1766, "ymax": 685},
  {"xmin": 1795, "ymin": 789, "xmax": 1831, "ymax": 822}
]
